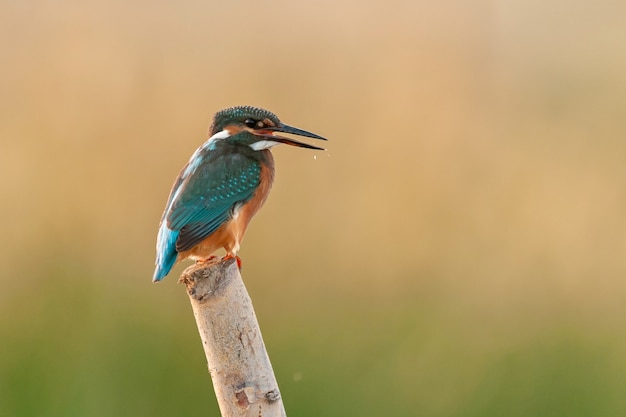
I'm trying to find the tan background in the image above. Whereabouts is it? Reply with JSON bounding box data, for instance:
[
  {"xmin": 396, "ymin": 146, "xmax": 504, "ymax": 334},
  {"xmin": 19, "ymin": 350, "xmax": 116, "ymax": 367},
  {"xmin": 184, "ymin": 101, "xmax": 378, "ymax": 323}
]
[{"xmin": 1, "ymin": 0, "xmax": 625, "ymax": 415}]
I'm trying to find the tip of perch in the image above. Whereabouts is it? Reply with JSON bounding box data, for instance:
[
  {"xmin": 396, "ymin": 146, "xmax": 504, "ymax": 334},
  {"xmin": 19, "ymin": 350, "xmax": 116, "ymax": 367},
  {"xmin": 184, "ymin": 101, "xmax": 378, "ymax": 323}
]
[{"xmin": 178, "ymin": 257, "xmax": 239, "ymax": 301}]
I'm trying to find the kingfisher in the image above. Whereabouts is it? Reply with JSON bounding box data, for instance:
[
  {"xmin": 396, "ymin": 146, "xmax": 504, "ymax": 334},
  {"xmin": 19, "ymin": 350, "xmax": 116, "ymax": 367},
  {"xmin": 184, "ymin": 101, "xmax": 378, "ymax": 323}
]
[{"xmin": 153, "ymin": 105, "xmax": 327, "ymax": 282}]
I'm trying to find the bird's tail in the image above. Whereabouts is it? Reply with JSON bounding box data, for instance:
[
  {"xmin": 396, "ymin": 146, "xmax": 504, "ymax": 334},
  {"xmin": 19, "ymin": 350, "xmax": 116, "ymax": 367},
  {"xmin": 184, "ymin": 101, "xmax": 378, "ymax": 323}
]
[
  {"xmin": 153, "ymin": 225, "xmax": 179, "ymax": 282},
  {"xmin": 152, "ymin": 257, "xmax": 176, "ymax": 282}
]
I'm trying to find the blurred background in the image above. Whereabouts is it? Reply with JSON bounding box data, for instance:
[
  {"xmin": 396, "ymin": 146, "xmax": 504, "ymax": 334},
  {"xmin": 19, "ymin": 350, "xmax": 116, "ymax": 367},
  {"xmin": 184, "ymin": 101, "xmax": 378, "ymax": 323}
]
[{"xmin": 1, "ymin": 0, "xmax": 626, "ymax": 415}]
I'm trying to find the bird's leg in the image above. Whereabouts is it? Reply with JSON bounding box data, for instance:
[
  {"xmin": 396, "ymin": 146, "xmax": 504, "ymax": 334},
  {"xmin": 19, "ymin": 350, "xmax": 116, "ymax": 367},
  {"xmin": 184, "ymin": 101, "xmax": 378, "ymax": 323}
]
[
  {"xmin": 222, "ymin": 253, "xmax": 242, "ymax": 270},
  {"xmin": 196, "ymin": 255, "xmax": 219, "ymax": 266}
]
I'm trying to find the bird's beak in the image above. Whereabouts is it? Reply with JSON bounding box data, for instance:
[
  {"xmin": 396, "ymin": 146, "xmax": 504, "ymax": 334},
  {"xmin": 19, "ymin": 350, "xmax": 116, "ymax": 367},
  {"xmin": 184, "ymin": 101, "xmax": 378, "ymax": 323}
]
[{"xmin": 260, "ymin": 123, "xmax": 328, "ymax": 150}]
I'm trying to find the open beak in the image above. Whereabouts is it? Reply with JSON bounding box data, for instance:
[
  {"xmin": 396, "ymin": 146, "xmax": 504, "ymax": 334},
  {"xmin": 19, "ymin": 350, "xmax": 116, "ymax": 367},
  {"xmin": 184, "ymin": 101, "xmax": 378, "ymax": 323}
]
[{"xmin": 259, "ymin": 123, "xmax": 327, "ymax": 150}]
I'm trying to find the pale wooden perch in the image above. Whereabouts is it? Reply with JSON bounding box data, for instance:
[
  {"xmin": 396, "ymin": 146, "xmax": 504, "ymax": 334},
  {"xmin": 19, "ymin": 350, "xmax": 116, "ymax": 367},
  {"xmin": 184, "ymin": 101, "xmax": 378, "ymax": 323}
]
[{"xmin": 179, "ymin": 258, "xmax": 286, "ymax": 417}]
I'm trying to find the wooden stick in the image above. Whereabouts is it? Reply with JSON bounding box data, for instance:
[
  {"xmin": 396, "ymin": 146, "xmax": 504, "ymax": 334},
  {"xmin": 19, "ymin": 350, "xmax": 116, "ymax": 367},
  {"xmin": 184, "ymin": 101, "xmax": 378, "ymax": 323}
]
[{"xmin": 179, "ymin": 258, "xmax": 286, "ymax": 417}]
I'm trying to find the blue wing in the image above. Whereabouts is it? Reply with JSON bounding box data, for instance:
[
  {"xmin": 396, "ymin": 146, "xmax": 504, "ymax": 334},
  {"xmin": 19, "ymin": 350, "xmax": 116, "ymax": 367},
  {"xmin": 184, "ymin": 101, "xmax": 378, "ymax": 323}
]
[{"xmin": 153, "ymin": 151, "xmax": 261, "ymax": 281}]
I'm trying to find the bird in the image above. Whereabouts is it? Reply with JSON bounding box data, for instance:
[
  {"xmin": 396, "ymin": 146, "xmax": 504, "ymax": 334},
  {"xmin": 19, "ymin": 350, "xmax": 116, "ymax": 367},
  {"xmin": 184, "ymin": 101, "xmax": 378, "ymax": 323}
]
[{"xmin": 153, "ymin": 105, "xmax": 327, "ymax": 282}]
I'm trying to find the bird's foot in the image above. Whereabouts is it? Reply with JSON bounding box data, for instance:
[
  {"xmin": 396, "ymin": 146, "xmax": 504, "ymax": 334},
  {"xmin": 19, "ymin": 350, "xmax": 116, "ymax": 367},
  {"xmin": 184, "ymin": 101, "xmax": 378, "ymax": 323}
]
[{"xmin": 222, "ymin": 254, "xmax": 242, "ymax": 270}]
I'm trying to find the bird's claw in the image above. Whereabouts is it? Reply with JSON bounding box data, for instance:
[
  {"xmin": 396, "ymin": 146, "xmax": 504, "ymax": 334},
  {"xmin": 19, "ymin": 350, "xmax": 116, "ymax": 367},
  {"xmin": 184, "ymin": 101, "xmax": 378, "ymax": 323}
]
[{"xmin": 222, "ymin": 254, "xmax": 242, "ymax": 270}]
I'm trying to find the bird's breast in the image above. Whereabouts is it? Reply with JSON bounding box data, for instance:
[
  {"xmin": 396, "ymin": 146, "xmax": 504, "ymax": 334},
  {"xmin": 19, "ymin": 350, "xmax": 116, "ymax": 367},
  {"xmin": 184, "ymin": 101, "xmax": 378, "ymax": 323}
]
[{"xmin": 238, "ymin": 151, "xmax": 275, "ymax": 226}]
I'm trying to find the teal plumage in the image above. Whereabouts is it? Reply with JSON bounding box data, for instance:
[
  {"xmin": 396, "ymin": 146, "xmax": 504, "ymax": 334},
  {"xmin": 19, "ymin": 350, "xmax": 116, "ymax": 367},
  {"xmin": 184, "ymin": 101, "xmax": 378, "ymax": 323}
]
[{"xmin": 169, "ymin": 147, "xmax": 263, "ymax": 252}]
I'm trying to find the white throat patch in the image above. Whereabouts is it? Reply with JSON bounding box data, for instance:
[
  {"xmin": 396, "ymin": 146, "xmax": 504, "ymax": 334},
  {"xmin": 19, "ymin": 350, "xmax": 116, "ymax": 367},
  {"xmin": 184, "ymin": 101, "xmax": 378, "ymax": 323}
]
[{"xmin": 249, "ymin": 140, "xmax": 280, "ymax": 151}]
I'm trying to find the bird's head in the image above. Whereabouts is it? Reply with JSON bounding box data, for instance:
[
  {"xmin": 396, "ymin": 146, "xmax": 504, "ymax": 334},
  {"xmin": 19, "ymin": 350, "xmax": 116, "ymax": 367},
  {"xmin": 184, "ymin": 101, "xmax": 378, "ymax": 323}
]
[{"xmin": 208, "ymin": 105, "xmax": 327, "ymax": 151}]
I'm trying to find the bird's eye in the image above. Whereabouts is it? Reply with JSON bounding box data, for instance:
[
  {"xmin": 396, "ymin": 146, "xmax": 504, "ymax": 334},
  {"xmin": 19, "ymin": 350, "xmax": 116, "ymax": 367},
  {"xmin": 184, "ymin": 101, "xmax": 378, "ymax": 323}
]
[{"xmin": 244, "ymin": 119, "xmax": 257, "ymax": 128}]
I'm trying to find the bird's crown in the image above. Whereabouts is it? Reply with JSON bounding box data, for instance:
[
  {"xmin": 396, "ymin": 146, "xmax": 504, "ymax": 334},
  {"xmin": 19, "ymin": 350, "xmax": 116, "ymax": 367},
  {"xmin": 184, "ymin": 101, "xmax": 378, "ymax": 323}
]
[{"xmin": 209, "ymin": 106, "xmax": 281, "ymax": 135}]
